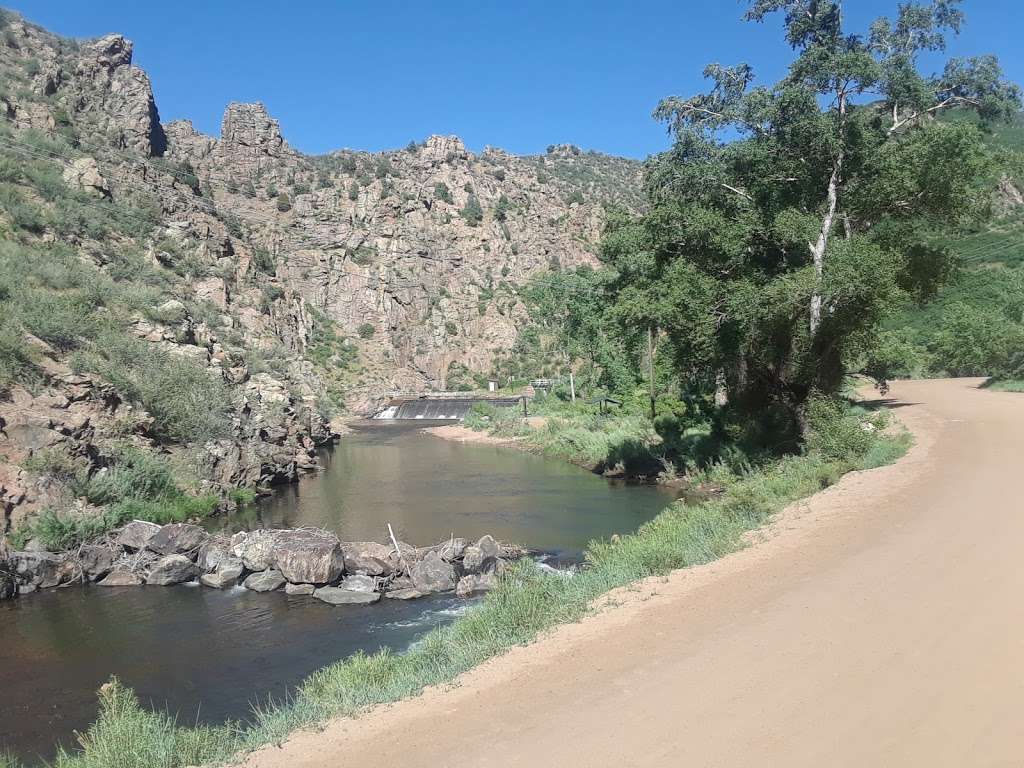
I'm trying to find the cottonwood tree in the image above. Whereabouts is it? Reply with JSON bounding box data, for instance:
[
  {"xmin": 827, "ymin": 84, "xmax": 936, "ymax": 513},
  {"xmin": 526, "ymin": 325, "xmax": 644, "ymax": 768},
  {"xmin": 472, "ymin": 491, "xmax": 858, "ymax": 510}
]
[{"xmin": 624, "ymin": 0, "xmax": 1020, "ymax": 446}]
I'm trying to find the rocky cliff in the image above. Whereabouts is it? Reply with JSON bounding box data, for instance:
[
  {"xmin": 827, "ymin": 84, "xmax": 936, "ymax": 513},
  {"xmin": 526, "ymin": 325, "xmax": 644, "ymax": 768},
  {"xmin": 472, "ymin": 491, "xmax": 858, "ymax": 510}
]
[{"xmin": 0, "ymin": 8, "xmax": 641, "ymax": 538}]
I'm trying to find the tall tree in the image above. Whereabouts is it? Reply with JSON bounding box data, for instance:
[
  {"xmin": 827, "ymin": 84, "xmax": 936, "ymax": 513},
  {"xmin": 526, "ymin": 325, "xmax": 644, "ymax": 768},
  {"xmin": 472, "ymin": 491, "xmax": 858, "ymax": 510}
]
[{"xmin": 631, "ymin": 0, "xmax": 1019, "ymax": 445}]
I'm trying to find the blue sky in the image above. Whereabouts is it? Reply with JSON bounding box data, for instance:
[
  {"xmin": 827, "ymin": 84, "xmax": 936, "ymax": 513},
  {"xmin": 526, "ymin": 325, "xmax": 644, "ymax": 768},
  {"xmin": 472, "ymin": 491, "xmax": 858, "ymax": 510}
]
[{"xmin": 5, "ymin": 1, "xmax": 1022, "ymax": 159}]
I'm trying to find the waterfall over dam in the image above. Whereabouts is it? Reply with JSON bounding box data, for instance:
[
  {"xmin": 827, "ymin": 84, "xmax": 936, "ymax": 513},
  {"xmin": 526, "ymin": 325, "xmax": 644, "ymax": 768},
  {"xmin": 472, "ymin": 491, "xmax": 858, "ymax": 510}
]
[{"xmin": 373, "ymin": 396, "xmax": 523, "ymax": 421}]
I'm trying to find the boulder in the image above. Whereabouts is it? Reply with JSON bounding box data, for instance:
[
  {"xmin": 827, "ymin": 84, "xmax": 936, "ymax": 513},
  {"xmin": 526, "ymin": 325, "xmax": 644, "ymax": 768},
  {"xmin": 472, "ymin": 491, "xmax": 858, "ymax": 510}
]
[
  {"xmin": 284, "ymin": 582, "xmax": 315, "ymax": 596},
  {"xmin": 146, "ymin": 555, "xmax": 198, "ymax": 586},
  {"xmin": 98, "ymin": 569, "xmax": 143, "ymax": 587},
  {"xmin": 78, "ymin": 545, "xmax": 114, "ymax": 580},
  {"xmin": 383, "ymin": 588, "xmax": 426, "ymax": 600},
  {"xmin": 338, "ymin": 574, "xmax": 378, "ymax": 593},
  {"xmin": 436, "ymin": 537, "xmax": 469, "ymax": 562},
  {"xmin": 117, "ymin": 520, "xmax": 161, "ymax": 551},
  {"xmin": 10, "ymin": 551, "xmax": 65, "ymax": 588},
  {"xmin": 0, "ymin": 568, "xmax": 16, "ymax": 600},
  {"xmin": 196, "ymin": 539, "xmax": 233, "ymax": 572},
  {"xmin": 231, "ymin": 530, "xmax": 276, "ymax": 571},
  {"xmin": 340, "ymin": 541, "xmax": 397, "ymax": 576},
  {"xmin": 200, "ymin": 564, "xmax": 243, "ymax": 589},
  {"xmin": 62, "ymin": 156, "xmax": 110, "ymax": 197},
  {"xmin": 462, "ymin": 535, "xmax": 502, "ymax": 574},
  {"xmin": 313, "ymin": 586, "xmax": 381, "ymax": 606},
  {"xmin": 456, "ymin": 573, "xmax": 497, "ymax": 597},
  {"xmin": 148, "ymin": 523, "xmax": 208, "ymax": 556},
  {"xmin": 271, "ymin": 529, "xmax": 345, "ymax": 584},
  {"xmin": 243, "ymin": 569, "xmax": 285, "ymax": 593},
  {"xmin": 409, "ymin": 550, "xmax": 456, "ymax": 594}
]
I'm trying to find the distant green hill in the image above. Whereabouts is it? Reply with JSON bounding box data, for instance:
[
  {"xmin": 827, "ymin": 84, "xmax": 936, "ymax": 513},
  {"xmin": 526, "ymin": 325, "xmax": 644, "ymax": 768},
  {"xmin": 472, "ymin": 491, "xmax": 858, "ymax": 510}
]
[{"xmin": 877, "ymin": 113, "xmax": 1024, "ymax": 386}]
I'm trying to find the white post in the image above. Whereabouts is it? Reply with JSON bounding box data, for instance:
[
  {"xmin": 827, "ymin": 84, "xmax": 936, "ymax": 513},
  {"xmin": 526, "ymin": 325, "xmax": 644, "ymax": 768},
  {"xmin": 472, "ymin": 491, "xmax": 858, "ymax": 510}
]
[{"xmin": 569, "ymin": 371, "xmax": 576, "ymax": 403}]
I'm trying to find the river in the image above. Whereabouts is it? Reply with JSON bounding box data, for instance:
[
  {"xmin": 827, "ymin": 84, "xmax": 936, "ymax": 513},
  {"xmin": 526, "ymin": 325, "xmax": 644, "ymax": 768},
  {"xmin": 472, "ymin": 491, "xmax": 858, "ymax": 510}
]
[{"xmin": 0, "ymin": 423, "xmax": 676, "ymax": 761}]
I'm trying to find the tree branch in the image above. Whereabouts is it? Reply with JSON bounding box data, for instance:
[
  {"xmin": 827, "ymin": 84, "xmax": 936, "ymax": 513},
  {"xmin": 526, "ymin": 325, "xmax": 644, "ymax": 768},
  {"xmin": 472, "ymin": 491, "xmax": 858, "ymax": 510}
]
[{"xmin": 888, "ymin": 95, "xmax": 980, "ymax": 135}]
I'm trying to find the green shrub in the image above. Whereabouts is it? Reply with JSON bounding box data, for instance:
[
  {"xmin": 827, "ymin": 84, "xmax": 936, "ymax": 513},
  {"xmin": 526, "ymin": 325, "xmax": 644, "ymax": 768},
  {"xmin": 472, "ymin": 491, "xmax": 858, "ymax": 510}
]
[
  {"xmin": 357, "ymin": 323, "xmax": 375, "ymax": 339},
  {"xmin": 494, "ymin": 194, "xmax": 512, "ymax": 222},
  {"xmin": 275, "ymin": 193, "xmax": 292, "ymax": 212},
  {"xmin": 433, "ymin": 182, "xmax": 453, "ymax": 204},
  {"xmin": 459, "ymin": 194, "xmax": 483, "ymax": 226},
  {"xmin": 804, "ymin": 395, "xmax": 874, "ymax": 461},
  {"xmin": 16, "ymin": 291, "xmax": 99, "ymax": 351},
  {"xmin": 0, "ymin": 318, "xmax": 36, "ymax": 395},
  {"xmin": 74, "ymin": 334, "xmax": 232, "ymax": 443},
  {"xmin": 0, "ymin": 183, "xmax": 47, "ymax": 233}
]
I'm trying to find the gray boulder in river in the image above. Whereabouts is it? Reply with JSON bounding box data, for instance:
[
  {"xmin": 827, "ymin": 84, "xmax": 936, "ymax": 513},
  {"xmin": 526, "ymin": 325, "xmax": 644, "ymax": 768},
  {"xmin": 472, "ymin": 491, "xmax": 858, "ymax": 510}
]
[
  {"xmin": 462, "ymin": 535, "xmax": 502, "ymax": 574},
  {"xmin": 340, "ymin": 541, "xmax": 399, "ymax": 576},
  {"xmin": 78, "ymin": 545, "xmax": 114, "ymax": 581},
  {"xmin": 313, "ymin": 586, "xmax": 381, "ymax": 605},
  {"xmin": 243, "ymin": 569, "xmax": 286, "ymax": 592},
  {"xmin": 409, "ymin": 550, "xmax": 457, "ymax": 593},
  {"xmin": 199, "ymin": 556, "xmax": 245, "ymax": 589},
  {"xmin": 98, "ymin": 569, "xmax": 144, "ymax": 587},
  {"xmin": 231, "ymin": 530, "xmax": 277, "ymax": 571},
  {"xmin": 117, "ymin": 520, "xmax": 161, "ymax": 551},
  {"xmin": 270, "ymin": 529, "xmax": 346, "ymax": 584},
  {"xmin": 146, "ymin": 555, "xmax": 199, "ymax": 586},
  {"xmin": 147, "ymin": 523, "xmax": 208, "ymax": 556}
]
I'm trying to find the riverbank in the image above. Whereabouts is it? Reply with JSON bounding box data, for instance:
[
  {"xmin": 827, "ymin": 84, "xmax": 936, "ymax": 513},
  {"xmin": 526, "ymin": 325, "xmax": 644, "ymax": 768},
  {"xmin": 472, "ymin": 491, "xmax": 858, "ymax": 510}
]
[
  {"xmin": 431, "ymin": 402, "xmax": 677, "ymax": 483},
  {"xmin": 7, "ymin": 396, "xmax": 912, "ymax": 768},
  {"xmin": 240, "ymin": 379, "xmax": 1024, "ymax": 767}
]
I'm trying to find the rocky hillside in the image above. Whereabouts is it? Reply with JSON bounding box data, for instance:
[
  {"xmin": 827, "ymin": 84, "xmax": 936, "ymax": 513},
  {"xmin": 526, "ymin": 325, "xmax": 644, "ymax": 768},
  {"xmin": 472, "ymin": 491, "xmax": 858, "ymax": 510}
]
[{"xmin": 0, "ymin": 9, "xmax": 641, "ymax": 541}]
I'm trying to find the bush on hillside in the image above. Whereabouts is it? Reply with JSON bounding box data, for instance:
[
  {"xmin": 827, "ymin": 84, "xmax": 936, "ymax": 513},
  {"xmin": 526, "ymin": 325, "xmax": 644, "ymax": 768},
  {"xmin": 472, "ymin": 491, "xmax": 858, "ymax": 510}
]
[{"xmin": 74, "ymin": 334, "xmax": 233, "ymax": 443}]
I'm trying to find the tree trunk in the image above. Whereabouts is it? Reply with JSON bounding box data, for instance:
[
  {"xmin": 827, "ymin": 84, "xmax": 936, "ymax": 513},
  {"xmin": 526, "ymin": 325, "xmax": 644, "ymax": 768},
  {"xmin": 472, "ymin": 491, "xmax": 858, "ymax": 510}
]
[{"xmin": 809, "ymin": 91, "xmax": 846, "ymax": 336}]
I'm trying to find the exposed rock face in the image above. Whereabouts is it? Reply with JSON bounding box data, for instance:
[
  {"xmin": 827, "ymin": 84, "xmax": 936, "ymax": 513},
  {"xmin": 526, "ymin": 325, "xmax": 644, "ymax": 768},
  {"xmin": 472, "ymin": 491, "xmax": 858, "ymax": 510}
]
[
  {"xmin": 284, "ymin": 582, "xmax": 315, "ymax": 596},
  {"xmin": 147, "ymin": 523, "xmax": 208, "ymax": 556},
  {"xmin": 73, "ymin": 34, "xmax": 166, "ymax": 156},
  {"xmin": 146, "ymin": 554, "xmax": 198, "ymax": 585},
  {"xmin": 0, "ymin": 13, "xmax": 642, "ymax": 538},
  {"xmin": 409, "ymin": 550, "xmax": 457, "ymax": 594},
  {"xmin": 270, "ymin": 529, "xmax": 346, "ymax": 584},
  {"xmin": 62, "ymin": 157, "xmax": 110, "ymax": 197}
]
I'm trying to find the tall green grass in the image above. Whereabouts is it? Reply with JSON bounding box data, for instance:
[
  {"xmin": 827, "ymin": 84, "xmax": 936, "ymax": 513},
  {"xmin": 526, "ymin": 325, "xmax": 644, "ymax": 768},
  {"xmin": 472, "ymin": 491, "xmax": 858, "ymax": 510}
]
[{"xmin": 35, "ymin": 411, "xmax": 909, "ymax": 768}]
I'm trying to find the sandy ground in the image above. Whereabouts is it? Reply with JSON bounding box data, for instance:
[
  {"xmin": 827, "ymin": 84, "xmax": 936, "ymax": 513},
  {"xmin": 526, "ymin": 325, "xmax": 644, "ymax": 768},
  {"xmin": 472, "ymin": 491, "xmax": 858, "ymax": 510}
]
[
  {"xmin": 420, "ymin": 423, "xmax": 519, "ymax": 446},
  {"xmin": 244, "ymin": 379, "xmax": 1024, "ymax": 768}
]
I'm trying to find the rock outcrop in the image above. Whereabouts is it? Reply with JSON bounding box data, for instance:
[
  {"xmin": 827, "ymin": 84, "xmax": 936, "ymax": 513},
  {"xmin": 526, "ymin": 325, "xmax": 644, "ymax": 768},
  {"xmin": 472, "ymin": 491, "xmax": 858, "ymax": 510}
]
[{"xmin": 0, "ymin": 11, "xmax": 642, "ymax": 540}]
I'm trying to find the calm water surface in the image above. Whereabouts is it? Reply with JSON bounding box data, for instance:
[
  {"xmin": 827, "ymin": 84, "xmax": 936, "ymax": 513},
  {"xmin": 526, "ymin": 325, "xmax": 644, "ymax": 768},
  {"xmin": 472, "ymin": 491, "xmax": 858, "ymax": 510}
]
[{"xmin": 0, "ymin": 423, "xmax": 676, "ymax": 760}]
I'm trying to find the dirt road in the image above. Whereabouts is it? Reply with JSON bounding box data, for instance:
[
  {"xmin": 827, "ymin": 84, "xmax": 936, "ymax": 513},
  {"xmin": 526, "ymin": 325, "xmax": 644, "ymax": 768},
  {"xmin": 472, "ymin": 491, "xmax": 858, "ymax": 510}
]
[{"xmin": 245, "ymin": 379, "xmax": 1024, "ymax": 767}]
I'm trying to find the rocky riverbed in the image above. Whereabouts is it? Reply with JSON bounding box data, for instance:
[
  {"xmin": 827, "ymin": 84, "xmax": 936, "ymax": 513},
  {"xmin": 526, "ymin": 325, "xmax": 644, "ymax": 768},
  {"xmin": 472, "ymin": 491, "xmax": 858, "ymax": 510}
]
[{"xmin": 0, "ymin": 522, "xmax": 525, "ymax": 604}]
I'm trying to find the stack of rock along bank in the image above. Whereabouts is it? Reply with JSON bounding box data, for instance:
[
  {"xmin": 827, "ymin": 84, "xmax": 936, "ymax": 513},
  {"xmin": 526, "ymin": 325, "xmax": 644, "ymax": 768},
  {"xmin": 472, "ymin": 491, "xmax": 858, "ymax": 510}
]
[{"xmin": 0, "ymin": 522, "xmax": 524, "ymax": 605}]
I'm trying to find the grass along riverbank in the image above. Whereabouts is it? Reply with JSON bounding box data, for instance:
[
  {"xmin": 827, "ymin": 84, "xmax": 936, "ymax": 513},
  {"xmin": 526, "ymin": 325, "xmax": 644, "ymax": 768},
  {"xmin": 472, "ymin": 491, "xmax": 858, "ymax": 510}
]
[{"xmin": 0, "ymin": 403, "xmax": 910, "ymax": 768}]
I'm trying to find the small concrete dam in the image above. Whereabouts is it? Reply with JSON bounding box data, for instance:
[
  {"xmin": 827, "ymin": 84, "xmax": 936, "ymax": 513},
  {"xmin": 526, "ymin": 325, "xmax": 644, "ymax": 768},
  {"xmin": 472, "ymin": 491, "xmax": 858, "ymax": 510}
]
[{"xmin": 373, "ymin": 394, "xmax": 523, "ymax": 421}]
